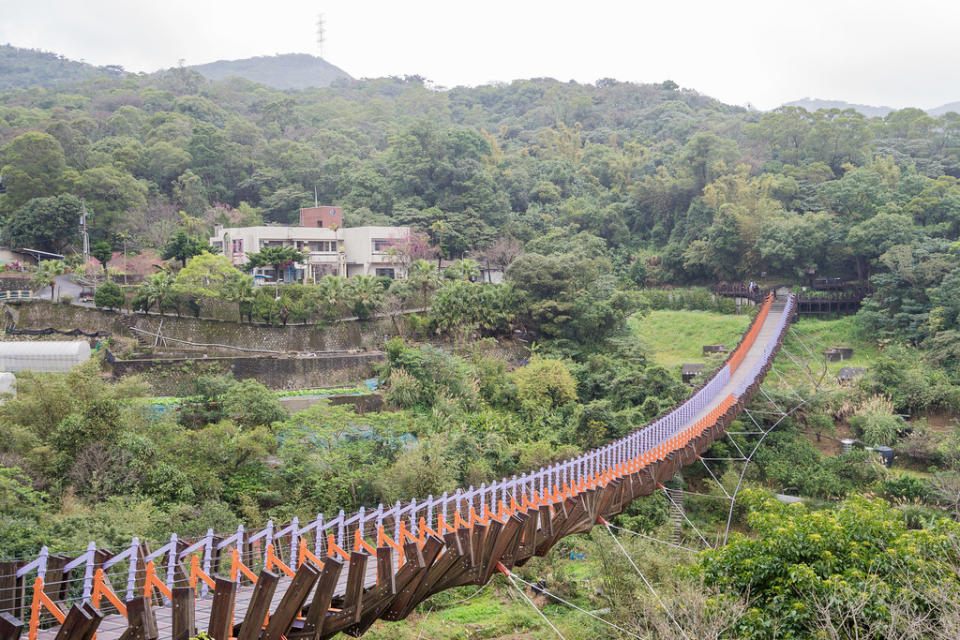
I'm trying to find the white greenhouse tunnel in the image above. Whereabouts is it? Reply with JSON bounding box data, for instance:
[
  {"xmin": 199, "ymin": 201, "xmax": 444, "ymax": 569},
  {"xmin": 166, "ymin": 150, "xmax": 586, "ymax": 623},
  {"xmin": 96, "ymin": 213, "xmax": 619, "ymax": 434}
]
[{"xmin": 0, "ymin": 340, "xmax": 92, "ymax": 373}]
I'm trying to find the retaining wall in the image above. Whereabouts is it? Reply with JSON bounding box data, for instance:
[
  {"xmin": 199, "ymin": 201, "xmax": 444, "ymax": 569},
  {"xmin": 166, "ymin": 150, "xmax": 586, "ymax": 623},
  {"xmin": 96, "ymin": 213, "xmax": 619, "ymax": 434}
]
[
  {"xmin": 110, "ymin": 352, "xmax": 384, "ymax": 394},
  {"xmin": 16, "ymin": 301, "xmax": 402, "ymax": 352}
]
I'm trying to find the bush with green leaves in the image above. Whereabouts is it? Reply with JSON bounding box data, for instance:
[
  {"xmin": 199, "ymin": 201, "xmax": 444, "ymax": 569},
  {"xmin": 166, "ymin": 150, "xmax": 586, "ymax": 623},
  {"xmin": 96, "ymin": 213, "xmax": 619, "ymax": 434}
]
[
  {"xmin": 753, "ymin": 429, "xmax": 882, "ymax": 499},
  {"xmin": 848, "ymin": 394, "xmax": 905, "ymax": 447},
  {"xmin": 381, "ymin": 339, "xmax": 478, "ymax": 409},
  {"xmin": 93, "ymin": 279, "xmax": 124, "ymax": 310},
  {"xmin": 694, "ymin": 490, "xmax": 960, "ymax": 640},
  {"xmin": 514, "ymin": 356, "xmax": 578, "ymax": 412}
]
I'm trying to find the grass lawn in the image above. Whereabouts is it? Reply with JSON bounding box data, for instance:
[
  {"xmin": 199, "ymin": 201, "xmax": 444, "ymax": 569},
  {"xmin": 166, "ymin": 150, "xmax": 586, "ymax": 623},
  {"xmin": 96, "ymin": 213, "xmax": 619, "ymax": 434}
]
[
  {"xmin": 630, "ymin": 310, "xmax": 752, "ymax": 373},
  {"xmin": 773, "ymin": 315, "xmax": 880, "ymax": 390}
]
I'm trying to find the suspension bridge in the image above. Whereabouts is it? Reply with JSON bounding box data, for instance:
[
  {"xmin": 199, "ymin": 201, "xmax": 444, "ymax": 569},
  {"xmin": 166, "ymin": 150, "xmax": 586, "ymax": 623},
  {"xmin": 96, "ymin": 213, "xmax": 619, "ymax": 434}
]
[{"xmin": 0, "ymin": 294, "xmax": 796, "ymax": 640}]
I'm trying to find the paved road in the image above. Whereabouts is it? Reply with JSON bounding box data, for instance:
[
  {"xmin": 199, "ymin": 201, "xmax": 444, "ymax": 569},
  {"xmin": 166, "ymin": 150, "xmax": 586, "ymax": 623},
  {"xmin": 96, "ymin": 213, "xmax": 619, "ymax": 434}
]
[{"xmin": 32, "ymin": 274, "xmax": 86, "ymax": 303}]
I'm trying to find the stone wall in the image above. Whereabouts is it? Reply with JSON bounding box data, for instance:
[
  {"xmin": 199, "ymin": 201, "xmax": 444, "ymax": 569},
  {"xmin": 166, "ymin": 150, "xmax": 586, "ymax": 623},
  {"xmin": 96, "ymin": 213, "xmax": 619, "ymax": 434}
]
[
  {"xmin": 0, "ymin": 275, "xmax": 34, "ymax": 291},
  {"xmin": 110, "ymin": 352, "xmax": 384, "ymax": 394},
  {"xmin": 16, "ymin": 301, "xmax": 403, "ymax": 353}
]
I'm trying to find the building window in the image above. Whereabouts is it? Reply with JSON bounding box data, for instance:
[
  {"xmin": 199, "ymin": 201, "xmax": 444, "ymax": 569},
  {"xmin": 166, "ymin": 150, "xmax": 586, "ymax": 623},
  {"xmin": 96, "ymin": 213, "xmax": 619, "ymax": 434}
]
[
  {"xmin": 231, "ymin": 239, "xmax": 243, "ymax": 254},
  {"xmin": 307, "ymin": 241, "xmax": 336, "ymax": 252},
  {"xmin": 372, "ymin": 239, "xmax": 393, "ymax": 253},
  {"xmin": 375, "ymin": 268, "xmax": 396, "ymax": 279}
]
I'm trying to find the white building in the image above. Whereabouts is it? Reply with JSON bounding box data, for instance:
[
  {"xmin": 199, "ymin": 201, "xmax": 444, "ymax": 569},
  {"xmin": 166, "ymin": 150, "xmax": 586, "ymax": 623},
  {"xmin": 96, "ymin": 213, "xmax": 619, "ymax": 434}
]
[{"xmin": 210, "ymin": 211, "xmax": 411, "ymax": 283}]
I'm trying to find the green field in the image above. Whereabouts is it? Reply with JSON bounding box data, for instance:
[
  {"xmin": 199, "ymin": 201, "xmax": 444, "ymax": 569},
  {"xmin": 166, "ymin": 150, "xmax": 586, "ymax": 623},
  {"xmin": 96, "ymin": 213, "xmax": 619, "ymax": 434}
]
[
  {"xmin": 773, "ymin": 315, "xmax": 879, "ymax": 390},
  {"xmin": 630, "ymin": 310, "xmax": 752, "ymax": 372}
]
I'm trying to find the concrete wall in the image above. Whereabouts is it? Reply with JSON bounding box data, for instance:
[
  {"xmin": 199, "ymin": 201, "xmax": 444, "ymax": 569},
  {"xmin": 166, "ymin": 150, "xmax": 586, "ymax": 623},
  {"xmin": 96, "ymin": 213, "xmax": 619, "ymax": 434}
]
[
  {"xmin": 16, "ymin": 301, "xmax": 404, "ymax": 353},
  {"xmin": 111, "ymin": 352, "xmax": 384, "ymax": 394}
]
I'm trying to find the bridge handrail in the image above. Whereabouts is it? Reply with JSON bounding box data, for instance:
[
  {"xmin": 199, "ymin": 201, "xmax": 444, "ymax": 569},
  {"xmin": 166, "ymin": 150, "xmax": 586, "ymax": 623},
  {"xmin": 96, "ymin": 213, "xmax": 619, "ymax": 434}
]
[{"xmin": 5, "ymin": 295, "xmax": 796, "ymax": 635}]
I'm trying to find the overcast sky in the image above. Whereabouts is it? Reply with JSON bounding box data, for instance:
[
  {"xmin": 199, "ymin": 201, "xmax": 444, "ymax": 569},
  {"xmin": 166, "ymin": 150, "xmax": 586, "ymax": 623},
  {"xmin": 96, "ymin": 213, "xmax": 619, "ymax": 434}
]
[{"xmin": 2, "ymin": 0, "xmax": 958, "ymax": 110}]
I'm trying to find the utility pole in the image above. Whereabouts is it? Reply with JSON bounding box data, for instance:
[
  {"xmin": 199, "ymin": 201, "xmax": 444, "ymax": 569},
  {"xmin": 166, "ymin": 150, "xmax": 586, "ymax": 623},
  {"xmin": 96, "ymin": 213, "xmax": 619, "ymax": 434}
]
[{"xmin": 80, "ymin": 200, "xmax": 90, "ymax": 264}]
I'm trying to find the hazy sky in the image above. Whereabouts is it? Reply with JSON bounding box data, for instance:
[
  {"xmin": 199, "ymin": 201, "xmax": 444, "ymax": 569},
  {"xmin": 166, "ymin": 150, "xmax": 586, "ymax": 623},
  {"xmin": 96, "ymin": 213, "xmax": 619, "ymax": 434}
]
[{"xmin": 2, "ymin": 0, "xmax": 958, "ymax": 110}]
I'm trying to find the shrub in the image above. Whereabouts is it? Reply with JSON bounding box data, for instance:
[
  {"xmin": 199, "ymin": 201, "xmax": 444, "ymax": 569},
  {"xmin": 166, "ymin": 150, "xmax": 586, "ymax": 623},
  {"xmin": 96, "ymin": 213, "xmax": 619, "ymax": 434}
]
[
  {"xmin": 848, "ymin": 394, "xmax": 904, "ymax": 447},
  {"xmin": 514, "ymin": 356, "xmax": 577, "ymax": 411},
  {"xmin": 385, "ymin": 367, "xmax": 420, "ymax": 408},
  {"xmin": 93, "ymin": 280, "xmax": 124, "ymax": 310}
]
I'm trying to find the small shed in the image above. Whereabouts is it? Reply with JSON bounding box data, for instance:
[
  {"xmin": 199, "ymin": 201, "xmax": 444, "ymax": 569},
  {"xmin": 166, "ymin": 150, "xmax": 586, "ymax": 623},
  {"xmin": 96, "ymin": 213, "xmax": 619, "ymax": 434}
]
[
  {"xmin": 681, "ymin": 363, "xmax": 705, "ymax": 384},
  {"xmin": 837, "ymin": 366, "xmax": 867, "ymax": 386},
  {"xmin": 702, "ymin": 344, "xmax": 727, "ymax": 355},
  {"xmin": 0, "ymin": 371, "xmax": 15, "ymax": 396},
  {"xmin": 0, "ymin": 341, "xmax": 91, "ymax": 373}
]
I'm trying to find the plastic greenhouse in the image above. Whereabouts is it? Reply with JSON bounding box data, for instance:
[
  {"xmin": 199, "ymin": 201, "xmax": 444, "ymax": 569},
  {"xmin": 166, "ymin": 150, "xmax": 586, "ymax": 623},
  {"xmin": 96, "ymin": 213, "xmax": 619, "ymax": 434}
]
[{"xmin": 0, "ymin": 341, "xmax": 91, "ymax": 373}]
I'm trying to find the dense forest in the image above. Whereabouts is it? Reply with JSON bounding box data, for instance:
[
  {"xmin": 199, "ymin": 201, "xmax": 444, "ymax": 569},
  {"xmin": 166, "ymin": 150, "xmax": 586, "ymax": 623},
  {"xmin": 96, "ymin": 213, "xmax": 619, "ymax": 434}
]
[{"xmin": 2, "ymin": 54, "xmax": 960, "ymax": 638}]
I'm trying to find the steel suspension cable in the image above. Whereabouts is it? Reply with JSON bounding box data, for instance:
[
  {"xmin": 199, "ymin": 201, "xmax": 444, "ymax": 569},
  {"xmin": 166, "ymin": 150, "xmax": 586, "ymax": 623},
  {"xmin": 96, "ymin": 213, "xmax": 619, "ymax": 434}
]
[
  {"xmin": 698, "ymin": 457, "xmax": 732, "ymax": 499},
  {"xmin": 508, "ymin": 572, "xmax": 647, "ymax": 640},
  {"xmin": 604, "ymin": 521, "xmax": 699, "ymax": 553},
  {"xmin": 659, "ymin": 487, "xmax": 712, "ymax": 549},
  {"xmin": 601, "ymin": 521, "xmax": 692, "ymax": 640},
  {"xmin": 503, "ymin": 572, "xmax": 568, "ymax": 640}
]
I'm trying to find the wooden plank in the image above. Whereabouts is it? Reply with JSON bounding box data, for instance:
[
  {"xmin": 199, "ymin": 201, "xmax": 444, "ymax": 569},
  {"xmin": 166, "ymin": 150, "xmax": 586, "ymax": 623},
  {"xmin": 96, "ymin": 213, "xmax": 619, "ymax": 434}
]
[
  {"xmin": 342, "ymin": 552, "xmax": 368, "ymax": 625},
  {"xmin": 76, "ymin": 603, "xmax": 103, "ymax": 640},
  {"xmin": 352, "ymin": 538, "xmax": 442, "ymax": 634},
  {"xmin": 261, "ymin": 563, "xmax": 319, "ymax": 640},
  {"xmin": 43, "ymin": 556, "xmax": 70, "ymax": 605},
  {"xmin": 482, "ymin": 514, "xmax": 526, "ymax": 583},
  {"xmin": 319, "ymin": 551, "xmax": 368, "ymax": 634},
  {"xmin": 474, "ymin": 518, "xmax": 502, "ymax": 585},
  {"xmin": 127, "ymin": 596, "xmax": 159, "ymax": 640},
  {"xmin": 296, "ymin": 556, "xmax": 342, "ymax": 639},
  {"xmin": 0, "ymin": 562, "xmax": 24, "ymax": 619},
  {"xmin": 236, "ymin": 570, "xmax": 278, "ymax": 640},
  {"xmin": 0, "ymin": 613, "xmax": 23, "ymax": 640},
  {"xmin": 513, "ymin": 508, "xmax": 539, "ymax": 565},
  {"xmin": 206, "ymin": 578, "xmax": 237, "ymax": 640},
  {"xmin": 403, "ymin": 535, "xmax": 467, "ymax": 611},
  {"xmin": 53, "ymin": 605, "xmax": 92, "ymax": 640},
  {"xmin": 171, "ymin": 587, "xmax": 195, "ymax": 640},
  {"xmin": 375, "ymin": 547, "xmax": 395, "ymax": 596}
]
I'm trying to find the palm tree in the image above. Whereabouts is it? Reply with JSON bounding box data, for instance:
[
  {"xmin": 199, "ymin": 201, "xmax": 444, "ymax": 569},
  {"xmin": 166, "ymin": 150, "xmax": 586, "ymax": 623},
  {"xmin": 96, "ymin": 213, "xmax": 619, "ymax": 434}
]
[
  {"xmin": 140, "ymin": 271, "xmax": 176, "ymax": 315},
  {"xmin": 445, "ymin": 258, "xmax": 481, "ymax": 282},
  {"xmin": 346, "ymin": 274, "xmax": 384, "ymax": 320},
  {"xmin": 315, "ymin": 275, "xmax": 348, "ymax": 323},
  {"xmin": 408, "ymin": 259, "xmax": 442, "ymax": 307},
  {"xmin": 223, "ymin": 272, "xmax": 256, "ymax": 323},
  {"xmin": 32, "ymin": 260, "xmax": 67, "ymax": 301}
]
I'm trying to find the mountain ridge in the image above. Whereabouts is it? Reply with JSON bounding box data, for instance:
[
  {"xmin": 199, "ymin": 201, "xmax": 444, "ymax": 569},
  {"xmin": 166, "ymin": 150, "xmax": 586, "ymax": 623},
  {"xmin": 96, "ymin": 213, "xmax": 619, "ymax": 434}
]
[
  {"xmin": 782, "ymin": 96, "xmax": 960, "ymax": 117},
  {"xmin": 0, "ymin": 45, "xmax": 352, "ymax": 91},
  {"xmin": 187, "ymin": 53, "xmax": 352, "ymax": 89}
]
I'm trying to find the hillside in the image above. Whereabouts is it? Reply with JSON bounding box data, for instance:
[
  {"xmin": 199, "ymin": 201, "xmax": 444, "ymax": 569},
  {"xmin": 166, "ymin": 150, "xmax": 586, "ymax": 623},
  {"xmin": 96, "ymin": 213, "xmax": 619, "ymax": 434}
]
[
  {"xmin": 0, "ymin": 44, "xmax": 124, "ymax": 90},
  {"xmin": 188, "ymin": 53, "xmax": 352, "ymax": 89}
]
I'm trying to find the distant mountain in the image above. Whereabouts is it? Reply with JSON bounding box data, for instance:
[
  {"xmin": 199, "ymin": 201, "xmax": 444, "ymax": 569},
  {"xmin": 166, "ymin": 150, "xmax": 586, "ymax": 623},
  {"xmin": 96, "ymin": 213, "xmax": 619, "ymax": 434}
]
[
  {"xmin": 188, "ymin": 53, "xmax": 352, "ymax": 89},
  {"xmin": 928, "ymin": 102, "xmax": 960, "ymax": 117},
  {"xmin": 0, "ymin": 44, "xmax": 124, "ymax": 90},
  {"xmin": 782, "ymin": 97, "xmax": 960, "ymax": 118},
  {"xmin": 782, "ymin": 98, "xmax": 896, "ymax": 118}
]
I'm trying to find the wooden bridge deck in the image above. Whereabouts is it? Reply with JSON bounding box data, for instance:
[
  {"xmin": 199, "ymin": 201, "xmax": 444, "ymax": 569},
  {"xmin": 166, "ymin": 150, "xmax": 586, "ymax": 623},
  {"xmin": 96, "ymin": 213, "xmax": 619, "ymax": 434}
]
[{"xmin": 36, "ymin": 561, "xmax": 381, "ymax": 640}]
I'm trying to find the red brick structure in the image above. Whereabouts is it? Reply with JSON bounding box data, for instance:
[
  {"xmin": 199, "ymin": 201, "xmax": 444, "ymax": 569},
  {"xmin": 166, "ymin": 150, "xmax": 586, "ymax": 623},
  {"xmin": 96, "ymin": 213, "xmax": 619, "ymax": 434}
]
[{"xmin": 299, "ymin": 206, "xmax": 342, "ymax": 228}]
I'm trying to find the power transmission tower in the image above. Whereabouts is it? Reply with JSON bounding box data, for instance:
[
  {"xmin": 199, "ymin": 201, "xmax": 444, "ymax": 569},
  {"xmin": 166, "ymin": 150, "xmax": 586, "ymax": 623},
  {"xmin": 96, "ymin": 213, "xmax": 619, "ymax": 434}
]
[{"xmin": 316, "ymin": 13, "xmax": 326, "ymax": 58}]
